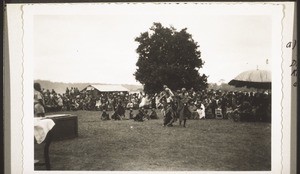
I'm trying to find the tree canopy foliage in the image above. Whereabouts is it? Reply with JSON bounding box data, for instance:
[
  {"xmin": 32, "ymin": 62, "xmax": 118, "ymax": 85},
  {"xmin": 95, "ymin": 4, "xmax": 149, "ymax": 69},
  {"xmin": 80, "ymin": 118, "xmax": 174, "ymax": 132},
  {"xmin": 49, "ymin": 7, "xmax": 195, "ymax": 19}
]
[{"xmin": 134, "ymin": 23, "xmax": 208, "ymax": 94}]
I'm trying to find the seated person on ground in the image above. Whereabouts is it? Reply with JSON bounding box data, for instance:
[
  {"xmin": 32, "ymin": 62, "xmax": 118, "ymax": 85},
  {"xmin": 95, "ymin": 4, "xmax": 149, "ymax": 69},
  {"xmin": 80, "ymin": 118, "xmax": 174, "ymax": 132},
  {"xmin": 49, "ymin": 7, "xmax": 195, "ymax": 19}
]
[
  {"xmin": 144, "ymin": 110, "xmax": 150, "ymax": 120},
  {"xmin": 129, "ymin": 109, "xmax": 134, "ymax": 119},
  {"xmin": 101, "ymin": 110, "xmax": 110, "ymax": 120},
  {"xmin": 232, "ymin": 101, "xmax": 253, "ymax": 122},
  {"xmin": 111, "ymin": 110, "xmax": 122, "ymax": 120},
  {"xmin": 133, "ymin": 108, "xmax": 145, "ymax": 122},
  {"xmin": 149, "ymin": 108, "xmax": 158, "ymax": 119},
  {"xmin": 225, "ymin": 107, "xmax": 233, "ymax": 119},
  {"xmin": 112, "ymin": 101, "xmax": 125, "ymax": 120},
  {"xmin": 188, "ymin": 101, "xmax": 199, "ymax": 119},
  {"xmin": 240, "ymin": 101, "xmax": 253, "ymax": 114}
]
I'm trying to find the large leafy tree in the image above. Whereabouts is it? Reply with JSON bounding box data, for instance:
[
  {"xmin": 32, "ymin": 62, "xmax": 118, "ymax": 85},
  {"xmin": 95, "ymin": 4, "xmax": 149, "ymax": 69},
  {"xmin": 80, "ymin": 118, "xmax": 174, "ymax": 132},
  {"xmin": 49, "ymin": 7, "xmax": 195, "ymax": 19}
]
[{"xmin": 134, "ymin": 23, "xmax": 208, "ymax": 94}]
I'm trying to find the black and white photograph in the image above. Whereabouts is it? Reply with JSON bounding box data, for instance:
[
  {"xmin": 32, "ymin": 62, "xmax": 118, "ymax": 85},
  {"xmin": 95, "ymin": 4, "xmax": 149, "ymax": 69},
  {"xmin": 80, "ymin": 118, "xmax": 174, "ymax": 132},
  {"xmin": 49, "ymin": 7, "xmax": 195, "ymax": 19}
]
[{"xmin": 4, "ymin": 2, "xmax": 297, "ymax": 173}]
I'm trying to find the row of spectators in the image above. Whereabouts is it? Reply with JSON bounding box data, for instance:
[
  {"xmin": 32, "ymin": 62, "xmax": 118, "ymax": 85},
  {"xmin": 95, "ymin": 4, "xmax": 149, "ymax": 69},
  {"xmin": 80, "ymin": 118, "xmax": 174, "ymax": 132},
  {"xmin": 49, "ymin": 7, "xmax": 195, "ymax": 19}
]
[
  {"xmin": 41, "ymin": 86, "xmax": 271, "ymax": 122},
  {"xmin": 42, "ymin": 87, "xmax": 141, "ymax": 112}
]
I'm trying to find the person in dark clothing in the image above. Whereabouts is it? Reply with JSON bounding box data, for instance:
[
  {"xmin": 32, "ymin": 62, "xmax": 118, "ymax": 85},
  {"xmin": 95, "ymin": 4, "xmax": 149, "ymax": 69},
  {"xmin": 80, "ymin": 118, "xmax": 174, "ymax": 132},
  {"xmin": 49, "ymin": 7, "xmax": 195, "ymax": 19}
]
[
  {"xmin": 163, "ymin": 102, "xmax": 175, "ymax": 126},
  {"xmin": 210, "ymin": 97, "xmax": 217, "ymax": 118},
  {"xmin": 129, "ymin": 108, "xmax": 134, "ymax": 119},
  {"xmin": 133, "ymin": 108, "xmax": 145, "ymax": 122},
  {"xmin": 101, "ymin": 110, "xmax": 110, "ymax": 120},
  {"xmin": 112, "ymin": 101, "xmax": 125, "ymax": 120},
  {"xmin": 111, "ymin": 112, "xmax": 122, "ymax": 120},
  {"xmin": 239, "ymin": 100, "xmax": 253, "ymax": 121},
  {"xmin": 177, "ymin": 88, "xmax": 190, "ymax": 127},
  {"xmin": 220, "ymin": 97, "xmax": 228, "ymax": 119},
  {"xmin": 149, "ymin": 108, "xmax": 158, "ymax": 119}
]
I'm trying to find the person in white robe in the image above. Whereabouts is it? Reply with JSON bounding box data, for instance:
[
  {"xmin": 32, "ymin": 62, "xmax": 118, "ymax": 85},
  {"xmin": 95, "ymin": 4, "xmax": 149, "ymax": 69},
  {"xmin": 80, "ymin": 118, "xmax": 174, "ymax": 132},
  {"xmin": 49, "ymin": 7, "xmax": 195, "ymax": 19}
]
[
  {"xmin": 196, "ymin": 103, "xmax": 206, "ymax": 119},
  {"xmin": 139, "ymin": 94, "xmax": 150, "ymax": 108}
]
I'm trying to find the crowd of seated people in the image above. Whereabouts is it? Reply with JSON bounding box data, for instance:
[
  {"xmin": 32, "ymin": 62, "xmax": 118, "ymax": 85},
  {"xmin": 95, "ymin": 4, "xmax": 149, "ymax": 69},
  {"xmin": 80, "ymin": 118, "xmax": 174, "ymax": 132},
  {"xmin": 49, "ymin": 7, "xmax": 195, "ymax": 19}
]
[
  {"xmin": 41, "ymin": 86, "xmax": 271, "ymax": 122},
  {"xmin": 41, "ymin": 87, "xmax": 141, "ymax": 112},
  {"xmin": 179, "ymin": 89, "xmax": 271, "ymax": 122},
  {"xmin": 154, "ymin": 88, "xmax": 271, "ymax": 123}
]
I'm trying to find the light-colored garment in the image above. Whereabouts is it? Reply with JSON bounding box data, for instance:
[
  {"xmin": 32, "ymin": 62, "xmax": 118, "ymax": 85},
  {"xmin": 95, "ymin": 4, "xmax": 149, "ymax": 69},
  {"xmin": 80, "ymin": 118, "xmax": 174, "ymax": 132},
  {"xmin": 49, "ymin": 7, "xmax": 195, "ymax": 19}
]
[
  {"xmin": 197, "ymin": 104, "xmax": 206, "ymax": 119},
  {"xmin": 126, "ymin": 102, "xmax": 133, "ymax": 108},
  {"xmin": 34, "ymin": 118, "xmax": 55, "ymax": 144},
  {"xmin": 57, "ymin": 97, "xmax": 63, "ymax": 106},
  {"xmin": 155, "ymin": 96, "xmax": 161, "ymax": 108},
  {"xmin": 165, "ymin": 88, "xmax": 174, "ymax": 97},
  {"xmin": 34, "ymin": 90, "xmax": 44, "ymax": 105},
  {"xmin": 161, "ymin": 108, "xmax": 166, "ymax": 117},
  {"xmin": 139, "ymin": 96, "xmax": 149, "ymax": 108},
  {"xmin": 166, "ymin": 96, "xmax": 173, "ymax": 103},
  {"xmin": 95, "ymin": 100, "xmax": 101, "ymax": 107},
  {"xmin": 34, "ymin": 90, "xmax": 45, "ymax": 116},
  {"xmin": 34, "ymin": 103, "xmax": 45, "ymax": 116}
]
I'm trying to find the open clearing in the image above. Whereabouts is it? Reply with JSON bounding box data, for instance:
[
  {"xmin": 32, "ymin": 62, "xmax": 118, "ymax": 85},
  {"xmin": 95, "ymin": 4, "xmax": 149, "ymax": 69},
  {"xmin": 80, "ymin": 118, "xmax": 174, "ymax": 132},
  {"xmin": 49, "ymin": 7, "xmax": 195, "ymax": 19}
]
[{"xmin": 35, "ymin": 110, "xmax": 271, "ymax": 171}]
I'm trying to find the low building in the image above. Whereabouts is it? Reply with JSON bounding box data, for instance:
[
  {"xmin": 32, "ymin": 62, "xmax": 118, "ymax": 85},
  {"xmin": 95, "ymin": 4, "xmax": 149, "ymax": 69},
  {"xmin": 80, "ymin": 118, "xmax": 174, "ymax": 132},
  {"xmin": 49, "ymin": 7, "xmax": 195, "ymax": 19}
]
[{"xmin": 81, "ymin": 84, "xmax": 129, "ymax": 96}]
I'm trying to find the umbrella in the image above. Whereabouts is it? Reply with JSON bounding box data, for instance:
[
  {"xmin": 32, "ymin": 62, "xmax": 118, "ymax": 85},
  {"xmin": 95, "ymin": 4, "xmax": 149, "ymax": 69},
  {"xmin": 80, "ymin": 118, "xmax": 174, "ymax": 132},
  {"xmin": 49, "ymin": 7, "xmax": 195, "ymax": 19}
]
[{"xmin": 228, "ymin": 69, "xmax": 271, "ymax": 89}]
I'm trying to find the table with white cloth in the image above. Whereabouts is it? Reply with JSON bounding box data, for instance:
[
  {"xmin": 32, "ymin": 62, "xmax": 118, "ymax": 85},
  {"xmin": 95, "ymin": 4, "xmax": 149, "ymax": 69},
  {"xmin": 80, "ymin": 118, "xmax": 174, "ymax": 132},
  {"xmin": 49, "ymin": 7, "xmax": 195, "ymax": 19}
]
[
  {"xmin": 34, "ymin": 118, "xmax": 55, "ymax": 144},
  {"xmin": 34, "ymin": 117, "xmax": 55, "ymax": 170}
]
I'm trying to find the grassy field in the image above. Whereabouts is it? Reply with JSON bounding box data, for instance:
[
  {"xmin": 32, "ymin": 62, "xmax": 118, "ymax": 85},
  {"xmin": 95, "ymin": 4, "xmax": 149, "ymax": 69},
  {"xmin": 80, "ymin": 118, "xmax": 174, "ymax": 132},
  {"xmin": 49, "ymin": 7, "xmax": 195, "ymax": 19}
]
[{"xmin": 35, "ymin": 110, "xmax": 271, "ymax": 171}]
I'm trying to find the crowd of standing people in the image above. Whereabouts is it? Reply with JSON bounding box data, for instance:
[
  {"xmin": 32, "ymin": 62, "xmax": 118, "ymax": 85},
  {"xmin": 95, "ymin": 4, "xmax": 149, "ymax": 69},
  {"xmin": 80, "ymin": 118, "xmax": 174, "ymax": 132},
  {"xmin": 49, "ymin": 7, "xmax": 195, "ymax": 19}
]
[{"xmin": 34, "ymin": 82, "xmax": 271, "ymax": 125}]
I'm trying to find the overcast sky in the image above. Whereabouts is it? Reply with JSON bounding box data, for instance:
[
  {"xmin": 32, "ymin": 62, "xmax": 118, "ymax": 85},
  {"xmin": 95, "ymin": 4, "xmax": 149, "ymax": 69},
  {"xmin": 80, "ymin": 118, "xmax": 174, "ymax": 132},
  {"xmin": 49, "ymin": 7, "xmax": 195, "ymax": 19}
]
[{"xmin": 33, "ymin": 4, "xmax": 272, "ymax": 85}]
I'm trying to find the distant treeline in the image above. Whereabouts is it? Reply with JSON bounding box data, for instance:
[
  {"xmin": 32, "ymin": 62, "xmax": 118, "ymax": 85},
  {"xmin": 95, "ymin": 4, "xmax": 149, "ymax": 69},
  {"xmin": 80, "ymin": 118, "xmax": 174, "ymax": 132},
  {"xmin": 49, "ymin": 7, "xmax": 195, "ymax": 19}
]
[{"xmin": 208, "ymin": 83, "xmax": 261, "ymax": 92}]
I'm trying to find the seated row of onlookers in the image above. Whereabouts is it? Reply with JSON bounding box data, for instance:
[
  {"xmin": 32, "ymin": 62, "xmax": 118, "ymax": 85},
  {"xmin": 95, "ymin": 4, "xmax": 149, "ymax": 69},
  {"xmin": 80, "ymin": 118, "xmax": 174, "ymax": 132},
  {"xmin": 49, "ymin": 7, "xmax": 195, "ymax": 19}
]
[
  {"xmin": 101, "ymin": 108, "xmax": 158, "ymax": 121},
  {"xmin": 40, "ymin": 86, "xmax": 271, "ymax": 122}
]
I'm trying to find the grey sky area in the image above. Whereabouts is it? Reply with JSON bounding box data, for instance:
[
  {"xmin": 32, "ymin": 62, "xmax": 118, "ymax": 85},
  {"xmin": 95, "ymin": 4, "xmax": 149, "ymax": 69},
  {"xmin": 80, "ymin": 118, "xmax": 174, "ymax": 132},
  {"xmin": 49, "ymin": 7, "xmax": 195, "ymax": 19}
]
[{"xmin": 34, "ymin": 5, "xmax": 272, "ymax": 85}]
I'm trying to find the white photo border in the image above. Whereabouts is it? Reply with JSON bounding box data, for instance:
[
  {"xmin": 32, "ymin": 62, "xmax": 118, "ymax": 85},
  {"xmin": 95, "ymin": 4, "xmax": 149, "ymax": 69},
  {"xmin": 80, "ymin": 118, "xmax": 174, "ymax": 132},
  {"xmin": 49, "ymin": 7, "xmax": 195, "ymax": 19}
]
[{"xmin": 5, "ymin": 2, "xmax": 296, "ymax": 174}]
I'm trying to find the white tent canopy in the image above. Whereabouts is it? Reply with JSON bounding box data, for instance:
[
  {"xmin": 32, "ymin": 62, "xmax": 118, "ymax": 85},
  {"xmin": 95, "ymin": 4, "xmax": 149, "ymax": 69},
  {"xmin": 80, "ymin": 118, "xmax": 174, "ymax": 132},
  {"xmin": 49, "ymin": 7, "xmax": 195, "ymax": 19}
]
[{"xmin": 84, "ymin": 84, "xmax": 129, "ymax": 92}]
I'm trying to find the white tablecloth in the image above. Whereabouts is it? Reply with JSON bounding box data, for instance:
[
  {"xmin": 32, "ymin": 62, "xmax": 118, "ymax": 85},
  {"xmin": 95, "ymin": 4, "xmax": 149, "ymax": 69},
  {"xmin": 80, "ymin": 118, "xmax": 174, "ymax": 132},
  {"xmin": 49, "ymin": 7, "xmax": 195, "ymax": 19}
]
[{"xmin": 34, "ymin": 118, "xmax": 55, "ymax": 144}]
